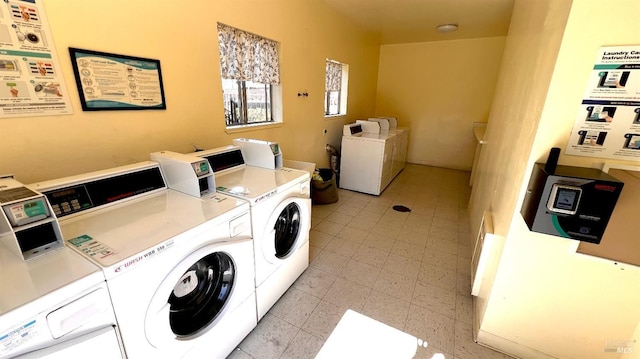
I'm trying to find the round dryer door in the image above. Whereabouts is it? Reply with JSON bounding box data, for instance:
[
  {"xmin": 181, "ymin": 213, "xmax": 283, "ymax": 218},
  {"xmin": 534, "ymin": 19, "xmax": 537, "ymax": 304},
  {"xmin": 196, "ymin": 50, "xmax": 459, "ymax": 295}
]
[
  {"xmin": 262, "ymin": 197, "xmax": 310, "ymax": 263},
  {"xmin": 274, "ymin": 202, "xmax": 301, "ymax": 258},
  {"xmin": 145, "ymin": 247, "xmax": 238, "ymax": 346},
  {"xmin": 168, "ymin": 252, "xmax": 235, "ymax": 336}
]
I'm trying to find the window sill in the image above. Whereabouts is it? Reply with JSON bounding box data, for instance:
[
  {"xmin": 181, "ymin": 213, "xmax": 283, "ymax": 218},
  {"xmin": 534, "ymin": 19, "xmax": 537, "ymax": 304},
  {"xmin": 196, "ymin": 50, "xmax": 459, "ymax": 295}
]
[
  {"xmin": 225, "ymin": 121, "xmax": 283, "ymax": 134},
  {"xmin": 324, "ymin": 114, "xmax": 346, "ymax": 120}
]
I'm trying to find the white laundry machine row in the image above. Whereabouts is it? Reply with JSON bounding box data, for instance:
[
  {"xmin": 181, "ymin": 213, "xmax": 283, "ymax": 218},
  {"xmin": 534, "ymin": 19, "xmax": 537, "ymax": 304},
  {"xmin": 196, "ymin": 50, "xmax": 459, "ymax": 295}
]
[
  {"xmin": 0, "ymin": 234, "xmax": 125, "ymax": 358},
  {"xmin": 370, "ymin": 117, "xmax": 409, "ymax": 179},
  {"xmin": 197, "ymin": 145, "xmax": 311, "ymax": 320},
  {"xmin": 339, "ymin": 118, "xmax": 409, "ymax": 195},
  {"xmin": 29, "ymin": 161, "xmax": 256, "ymax": 359}
]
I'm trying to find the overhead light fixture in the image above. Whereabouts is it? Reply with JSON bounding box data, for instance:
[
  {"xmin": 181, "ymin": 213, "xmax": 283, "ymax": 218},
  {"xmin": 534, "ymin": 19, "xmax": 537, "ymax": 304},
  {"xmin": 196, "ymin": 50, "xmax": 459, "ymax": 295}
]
[{"xmin": 436, "ymin": 24, "xmax": 458, "ymax": 33}]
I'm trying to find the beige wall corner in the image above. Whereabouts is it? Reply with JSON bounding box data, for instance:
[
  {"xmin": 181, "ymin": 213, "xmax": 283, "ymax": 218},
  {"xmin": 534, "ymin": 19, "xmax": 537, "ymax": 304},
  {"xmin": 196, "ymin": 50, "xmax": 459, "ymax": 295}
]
[
  {"xmin": 470, "ymin": 0, "xmax": 640, "ymax": 358},
  {"xmin": 375, "ymin": 37, "xmax": 505, "ymax": 170}
]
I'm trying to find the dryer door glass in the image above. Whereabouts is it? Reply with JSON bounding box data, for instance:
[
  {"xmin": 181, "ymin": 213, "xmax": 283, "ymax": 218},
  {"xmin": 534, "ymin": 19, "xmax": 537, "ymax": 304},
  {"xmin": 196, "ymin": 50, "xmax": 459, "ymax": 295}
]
[
  {"xmin": 274, "ymin": 202, "xmax": 301, "ymax": 258},
  {"xmin": 167, "ymin": 252, "xmax": 235, "ymax": 336}
]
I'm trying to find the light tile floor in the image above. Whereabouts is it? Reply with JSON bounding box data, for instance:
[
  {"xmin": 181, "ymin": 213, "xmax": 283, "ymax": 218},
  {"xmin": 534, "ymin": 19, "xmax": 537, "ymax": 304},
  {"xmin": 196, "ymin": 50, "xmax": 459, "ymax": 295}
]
[{"xmin": 228, "ymin": 164, "xmax": 513, "ymax": 359}]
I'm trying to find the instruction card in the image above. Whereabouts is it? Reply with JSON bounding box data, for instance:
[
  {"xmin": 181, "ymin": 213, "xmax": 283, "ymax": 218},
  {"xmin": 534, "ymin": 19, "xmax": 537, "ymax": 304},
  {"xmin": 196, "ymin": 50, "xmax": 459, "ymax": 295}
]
[
  {"xmin": 67, "ymin": 234, "xmax": 116, "ymax": 259},
  {"xmin": 565, "ymin": 45, "xmax": 640, "ymax": 161}
]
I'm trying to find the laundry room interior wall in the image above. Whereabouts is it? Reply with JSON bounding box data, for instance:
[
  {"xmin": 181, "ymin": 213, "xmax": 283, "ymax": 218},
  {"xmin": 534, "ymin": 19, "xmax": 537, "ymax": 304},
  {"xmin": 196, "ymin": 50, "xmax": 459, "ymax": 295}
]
[
  {"xmin": 0, "ymin": 0, "xmax": 380, "ymax": 183},
  {"xmin": 374, "ymin": 37, "xmax": 506, "ymax": 170},
  {"xmin": 469, "ymin": 0, "xmax": 640, "ymax": 358}
]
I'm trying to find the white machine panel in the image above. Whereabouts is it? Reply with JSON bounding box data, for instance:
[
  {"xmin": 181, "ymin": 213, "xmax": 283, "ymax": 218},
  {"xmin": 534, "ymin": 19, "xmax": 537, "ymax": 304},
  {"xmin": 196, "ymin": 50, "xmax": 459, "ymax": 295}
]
[
  {"xmin": 340, "ymin": 134, "xmax": 393, "ymax": 195},
  {"xmin": 233, "ymin": 138, "xmax": 283, "ymax": 169},
  {"xmin": 368, "ymin": 118, "xmax": 390, "ymax": 132},
  {"xmin": 151, "ymin": 151, "xmax": 215, "ymax": 198}
]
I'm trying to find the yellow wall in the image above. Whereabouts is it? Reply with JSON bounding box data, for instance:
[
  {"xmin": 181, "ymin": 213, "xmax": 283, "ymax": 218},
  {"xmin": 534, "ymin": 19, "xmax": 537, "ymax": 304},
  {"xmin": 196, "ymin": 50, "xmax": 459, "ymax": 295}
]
[
  {"xmin": 470, "ymin": 0, "xmax": 640, "ymax": 358},
  {"xmin": 375, "ymin": 37, "xmax": 505, "ymax": 170},
  {"xmin": 0, "ymin": 0, "xmax": 380, "ymax": 183},
  {"xmin": 467, "ymin": 2, "xmax": 572, "ymax": 355}
]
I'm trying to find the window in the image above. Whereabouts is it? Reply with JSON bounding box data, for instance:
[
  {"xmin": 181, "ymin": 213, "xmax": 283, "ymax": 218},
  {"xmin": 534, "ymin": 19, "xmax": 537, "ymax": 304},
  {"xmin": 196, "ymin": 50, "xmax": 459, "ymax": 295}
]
[
  {"xmin": 325, "ymin": 59, "xmax": 348, "ymax": 116},
  {"xmin": 217, "ymin": 23, "xmax": 281, "ymax": 127},
  {"xmin": 221, "ymin": 79, "xmax": 272, "ymax": 125}
]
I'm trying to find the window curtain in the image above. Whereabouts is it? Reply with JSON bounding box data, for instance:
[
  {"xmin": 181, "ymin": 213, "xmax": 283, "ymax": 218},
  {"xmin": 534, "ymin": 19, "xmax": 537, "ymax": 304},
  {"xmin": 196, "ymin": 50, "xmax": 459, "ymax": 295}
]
[
  {"xmin": 217, "ymin": 23, "xmax": 280, "ymax": 85},
  {"xmin": 325, "ymin": 60, "xmax": 342, "ymax": 91}
]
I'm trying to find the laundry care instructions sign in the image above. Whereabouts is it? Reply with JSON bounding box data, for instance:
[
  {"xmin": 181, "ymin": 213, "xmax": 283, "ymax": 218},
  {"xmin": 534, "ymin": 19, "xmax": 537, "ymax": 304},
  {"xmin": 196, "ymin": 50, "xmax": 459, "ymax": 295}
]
[
  {"xmin": 565, "ymin": 45, "xmax": 640, "ymax": 161},
  {"xmin": 0, "ymin": 0, "xmax": 73, "ymax": 118}
]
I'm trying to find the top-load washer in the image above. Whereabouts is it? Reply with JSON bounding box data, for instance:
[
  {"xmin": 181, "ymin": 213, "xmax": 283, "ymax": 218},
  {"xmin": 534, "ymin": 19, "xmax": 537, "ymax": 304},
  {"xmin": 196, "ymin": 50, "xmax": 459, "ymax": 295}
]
[
  {"xmin": 0, "ymin": 179, "xmax": 124, "ymax": 358},
  {"xmin": 29, "ymin": 161, "xmax": 256, "ymax": 359},
  {"xmin": 197, "ymin": 145, "xmax": 311, "ymax": 320},
  {"xmin": 340, "ymin": 120, "xmax": 397, "ymax": 195},
  {"xmin": 368, "ymin": 117, "xmax": 409, "ymax": 180}
]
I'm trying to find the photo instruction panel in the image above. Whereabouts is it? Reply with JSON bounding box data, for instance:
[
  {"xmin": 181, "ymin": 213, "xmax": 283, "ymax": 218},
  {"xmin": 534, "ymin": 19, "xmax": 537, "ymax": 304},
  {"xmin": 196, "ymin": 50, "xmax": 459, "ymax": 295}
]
[
  {"xmin": 0, "ymin": 0, "xmax": 72, "ymax": 118},
  {"xmin": 566, "ymin": 45, "xmax": 640, "ymax": 161}
]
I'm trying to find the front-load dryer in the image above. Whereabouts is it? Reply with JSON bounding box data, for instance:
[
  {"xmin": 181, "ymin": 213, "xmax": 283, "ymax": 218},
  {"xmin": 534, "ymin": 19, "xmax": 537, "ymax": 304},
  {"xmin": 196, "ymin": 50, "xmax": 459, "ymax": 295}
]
[
  {"xmin": 0, "ymin": 244, "xmax": 124, "ymax": 358},
  {"xmin": 197, "ymin": 146, "xmax": 311, "ymax": 320},
  {"xmin": 30, "ymin": 162, "xmax": 256, "ymax": 359}
]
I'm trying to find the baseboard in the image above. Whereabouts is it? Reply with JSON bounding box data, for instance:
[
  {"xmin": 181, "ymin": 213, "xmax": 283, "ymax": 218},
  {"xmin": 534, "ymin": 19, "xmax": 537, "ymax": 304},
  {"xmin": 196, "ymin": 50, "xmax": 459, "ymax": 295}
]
[
  {"xmin": 405, "ymin": 160, "xmax": 472, "ymax": 172},
  {"xmin": 475, "ymin": 328, "xmax": 560, "ymax": 359},
  {"xmin": 473, "ymin": 299, "xmax": 558, "ymax": 359}
]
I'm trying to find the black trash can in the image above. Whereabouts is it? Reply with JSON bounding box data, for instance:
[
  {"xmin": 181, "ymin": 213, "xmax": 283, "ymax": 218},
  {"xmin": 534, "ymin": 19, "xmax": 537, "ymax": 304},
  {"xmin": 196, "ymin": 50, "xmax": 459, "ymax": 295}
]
[{"xmin": 311, "ymin": 168, "xmax": 339, "ymax": 204}]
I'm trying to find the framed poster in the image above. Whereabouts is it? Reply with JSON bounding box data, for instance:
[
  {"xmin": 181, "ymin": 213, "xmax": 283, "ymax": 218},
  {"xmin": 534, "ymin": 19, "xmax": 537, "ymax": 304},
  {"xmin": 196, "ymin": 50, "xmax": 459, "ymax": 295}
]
[{"xmin": 69, "ymin": 48, "xmax": 166, "ymax": 111}]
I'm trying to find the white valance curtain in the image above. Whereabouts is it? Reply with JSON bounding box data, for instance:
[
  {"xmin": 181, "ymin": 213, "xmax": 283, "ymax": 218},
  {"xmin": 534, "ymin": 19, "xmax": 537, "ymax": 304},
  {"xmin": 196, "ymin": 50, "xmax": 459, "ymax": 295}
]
[
  {"xmin": 217, "ymin": 23, "xmax": 280, "ymax": 85},
  {"xmin": 325, "ymin": 60, "xmax": 342, "ymax": 91}
]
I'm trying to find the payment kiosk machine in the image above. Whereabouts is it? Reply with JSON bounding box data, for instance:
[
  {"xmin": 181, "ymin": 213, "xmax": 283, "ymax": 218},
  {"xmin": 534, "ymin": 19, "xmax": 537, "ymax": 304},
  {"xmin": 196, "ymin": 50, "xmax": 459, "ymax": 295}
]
[
  {"xmin": 0, "ymin": 177, "xmax": 64, "ymax": 260},
  {"xmin": 521, "ymin": 160, "xmax": 624, "ymax": 244}
]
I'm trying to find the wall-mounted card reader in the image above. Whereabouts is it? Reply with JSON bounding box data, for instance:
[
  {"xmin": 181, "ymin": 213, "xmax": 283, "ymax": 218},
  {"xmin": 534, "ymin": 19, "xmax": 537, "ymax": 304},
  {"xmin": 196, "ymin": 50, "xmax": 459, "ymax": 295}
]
[
  {"xmin": 0, "ymin": 178, "xmax": 64, "ymax": 260},
  {"xmin": 521, "ymin": 163, "xmax": 623, "ymax": 244},
  {"xmin": 150, "ymin": 151, "xmax": 215, "ymax": 198}
]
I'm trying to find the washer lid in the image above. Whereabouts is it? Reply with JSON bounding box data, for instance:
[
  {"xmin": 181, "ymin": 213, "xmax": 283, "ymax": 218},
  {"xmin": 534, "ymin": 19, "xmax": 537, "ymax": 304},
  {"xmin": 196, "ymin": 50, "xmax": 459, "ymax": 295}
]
[{"xmin": 214, "ymin": 166, "xmax": 309, "ymax": 205}]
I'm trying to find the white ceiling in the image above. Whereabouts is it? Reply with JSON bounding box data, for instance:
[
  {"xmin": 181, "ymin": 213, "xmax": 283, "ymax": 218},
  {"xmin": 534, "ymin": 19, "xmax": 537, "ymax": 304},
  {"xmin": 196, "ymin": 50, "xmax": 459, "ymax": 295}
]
[{"xmin": 322, "ymin": 0, "xmax": 515, "ymax": 44}]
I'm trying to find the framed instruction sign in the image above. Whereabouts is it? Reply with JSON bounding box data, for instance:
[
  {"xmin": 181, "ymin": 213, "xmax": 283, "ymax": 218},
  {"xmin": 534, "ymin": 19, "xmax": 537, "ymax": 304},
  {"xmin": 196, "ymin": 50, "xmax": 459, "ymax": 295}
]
[{"xmin": 69, "ymin": 47, "xmax": 166, "ymax": 111}]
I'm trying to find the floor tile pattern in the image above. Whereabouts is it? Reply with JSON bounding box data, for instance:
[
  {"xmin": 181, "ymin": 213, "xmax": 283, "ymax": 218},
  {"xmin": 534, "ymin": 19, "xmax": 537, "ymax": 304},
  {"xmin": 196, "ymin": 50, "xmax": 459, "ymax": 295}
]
[{"xmin": 228, "ymin": 164, "xmax": 513, "ymax": 359}]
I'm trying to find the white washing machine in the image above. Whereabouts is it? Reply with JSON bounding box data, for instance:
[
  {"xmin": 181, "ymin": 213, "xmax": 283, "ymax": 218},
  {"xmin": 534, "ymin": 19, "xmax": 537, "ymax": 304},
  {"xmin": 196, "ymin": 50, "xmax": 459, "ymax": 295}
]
[
  {"xmin": 340, "ymin": 120, "xmax": 398, "ymax": 195},
  {"xmin": 30, "ymin": 161, "xmax": 256, "ymax": 359},
  {"xmin": 197, "ymin": 146, "xmax": 311, "ymax": 320},
  {"xmin": 0, "ymin": 244, "xmax": 125, "ymax": 358},
  {"xmin": 369, "ymin": 117, "xmax": 409, "ymax": 180}
]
